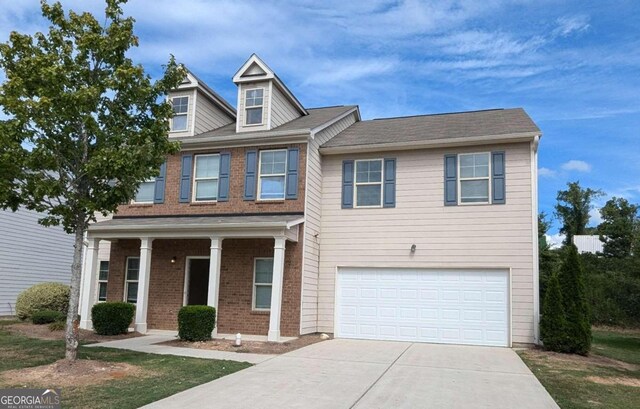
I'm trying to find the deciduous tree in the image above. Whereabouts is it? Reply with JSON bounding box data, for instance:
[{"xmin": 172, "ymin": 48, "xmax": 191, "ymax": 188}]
[
  {"xmin": 555, "ymin": 181, "xmax": 603, "ymax": 246},
  {"xmin": 597, "ymin": 197, "xmax": 639, "ymax": 258}
]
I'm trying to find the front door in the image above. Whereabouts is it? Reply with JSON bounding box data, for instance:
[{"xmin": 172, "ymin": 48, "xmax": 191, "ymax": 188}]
[{"xmin": 186, "ymin": 258, "xmax": 210, "ymax": 305}]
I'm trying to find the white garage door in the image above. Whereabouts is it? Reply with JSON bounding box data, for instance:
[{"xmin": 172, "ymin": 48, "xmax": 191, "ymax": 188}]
[{"xmin": 336, "ymin": 268, "xmax": 509, "ymax": 347}]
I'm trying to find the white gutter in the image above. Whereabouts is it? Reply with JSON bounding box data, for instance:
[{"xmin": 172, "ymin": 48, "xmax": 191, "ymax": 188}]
[
  {"xmin": 319, "ymin": 131, "xmax": 541, "ymax": 155},
  {"xmin": 531, "ymin": 134, "xmax": 541, "ymax": 344}
]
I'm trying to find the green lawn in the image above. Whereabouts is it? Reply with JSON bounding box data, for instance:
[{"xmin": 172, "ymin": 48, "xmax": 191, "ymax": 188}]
[
  {"xmin": 0, "ymin": 320, "xmax": 251, "ymax": 409},
  {"xmin": 519, "ymin": 328, "xmax": 640, "ymax": 409}
]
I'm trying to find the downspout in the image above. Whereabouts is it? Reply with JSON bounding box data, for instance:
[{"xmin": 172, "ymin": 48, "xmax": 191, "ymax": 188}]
[{"xmin": 531, "ymin": 135, "xmax": 541, "ymax": 344}]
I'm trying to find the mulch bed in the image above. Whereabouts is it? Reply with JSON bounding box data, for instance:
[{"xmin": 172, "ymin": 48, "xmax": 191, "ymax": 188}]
[
  {"xmin": 159, "ymin": 333, "xmax": 330, "ymax": 354},
  {"xmin": 6, "ymin": 322, "xmax": 143, "ymax": 343}
]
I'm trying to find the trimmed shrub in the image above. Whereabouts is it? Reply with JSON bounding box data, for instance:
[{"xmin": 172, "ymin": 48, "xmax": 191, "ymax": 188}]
[
  {"xmin": 558, "ymin": 245, "xmax": 591, "ymax": 355},
  {"xmin": 540, "ymin": 274, "xmax": 569, "ymax": 352},
  {"xmin": 31, "ymin": 309, "xmax": 65, "ymax": 325},
  {"xmin": 91, "ymin": 302, "xmax": 135, "ymax": 335},
  {"xmin": 15, "ymin": 282, "xmax": 70, "ymax": 320},
  {"xmin": 178, "ymin": 305, "xmax": 216, "ymax": 342},
  {"xmin": 48, "ymin": 321, "xmax": 65, "ymax": 331}
]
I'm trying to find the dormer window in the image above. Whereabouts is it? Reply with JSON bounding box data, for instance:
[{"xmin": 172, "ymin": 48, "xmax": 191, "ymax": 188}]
[
  {"xmin": 171, "ymin": 96, "xmax": 189, "ymax": 131},
  {"xmin": 244, "ymin": 88, "xmax": 264, "ymax": 125}
]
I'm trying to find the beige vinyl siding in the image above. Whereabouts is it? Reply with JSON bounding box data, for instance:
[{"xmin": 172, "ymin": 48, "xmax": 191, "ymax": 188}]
[
  {"xmin": 0, "ymin": 208, "xmax": 74, "ymax": 316},
  {"xmin": 194, "ymin": 90, "xmax": 234, "ymax": 134},
  {"xmin": 237, "ymin": 81, "xmax": 270, "ymax": 133},
  {"xmin": 168, "ymin": 89, "xmax": 196, "ymax": 138},
  {"xmin": 300, "ymin": 112, "xmax": 358, "ymax": 334},
  {"xmin": 318, "ymin": 142, "xmax": 535, "ymax": 344},
  {"xmin": 270, "ymin": 85, "xmax": 301, "ymax": 128}
]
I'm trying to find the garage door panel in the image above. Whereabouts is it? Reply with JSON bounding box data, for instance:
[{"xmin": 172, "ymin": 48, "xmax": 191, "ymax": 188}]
[{"xmin": 336, "ymin": 268, "xmax": 509, "ymax": 347}]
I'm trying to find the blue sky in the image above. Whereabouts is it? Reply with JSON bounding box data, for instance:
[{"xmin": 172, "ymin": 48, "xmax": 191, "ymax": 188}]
[{"xmin": 1, "ymin": 0, "xmax": 639, "ymax": 242}]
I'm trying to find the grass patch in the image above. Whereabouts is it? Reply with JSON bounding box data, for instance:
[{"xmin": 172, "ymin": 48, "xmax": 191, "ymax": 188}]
[
  {"xmin": 519, "ymin": 327, "xmax": 640, "ymax": 409},
  {"xmin": 0, "ymin": 322, "xmax": 251, "ymax": 408}
]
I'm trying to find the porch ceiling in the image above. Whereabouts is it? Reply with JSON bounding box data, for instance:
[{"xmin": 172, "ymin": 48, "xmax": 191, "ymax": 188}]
[{"xmin": 87, "ymin": 214, "xmax": 304, "ymax": 241}]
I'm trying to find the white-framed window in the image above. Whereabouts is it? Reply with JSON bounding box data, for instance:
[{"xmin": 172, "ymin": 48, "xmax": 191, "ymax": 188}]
[
  {"xmin": 459, "ymin": 152, "xmax": 491, "ymax": 204},
  {"xmin": 244, "ymin": 88, "xmax": 264, "ymax": 125},
  {"xmin": 354, "ymin": 159, "xmax": 383, "ymax": 208},
  {"xmin": 170, "ymin": 96, "xmax": 189, "ymax": 131},
  {"xmin": 253, "ymin": 258, "xmax": 273, "ymax": 310},
  {"xmin": 133, "ymin": 180, "xmax": 155, "ymax": 203},
  {"xmin": 98, "ymin": 260, "xmax": 109, "ymax": 302},
  {"xmin": 193, "ymin": 154, "xmax": 220, "ymax": 202},
  {"xmin": 124, "ymin": 257, "xmax": 140, "ymax": 304},
  {"xmin": 258, "ymin": 149, "xmax": 287, "ymax": 200}
]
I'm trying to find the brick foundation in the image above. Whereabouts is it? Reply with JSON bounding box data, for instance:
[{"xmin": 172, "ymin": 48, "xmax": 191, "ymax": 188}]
[{"xmin": 106, "ymin": 236, "xmax": 302, "ymax": 337}]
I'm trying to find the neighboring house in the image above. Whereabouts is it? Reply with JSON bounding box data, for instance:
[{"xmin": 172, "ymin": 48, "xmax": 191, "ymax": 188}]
[
  {"xmin": 573, "ymin": 235, "xmax": 604, "ymax": 254},
  {"xmin": 79, "ymin": 54, "xmax": 541, "ymax": 347},
  {"xmin": 0, "ymin": 208, "xmax": 74, "ymax": 316}
]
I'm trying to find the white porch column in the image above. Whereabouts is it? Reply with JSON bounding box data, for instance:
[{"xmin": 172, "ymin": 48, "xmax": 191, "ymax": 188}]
[
  {"xmin": 79, "ymin": 238, "xmax": 100, "ymax": 330},
  {"xmin": 207, "ymin": 236, "xmax": 223, "ymax": 336},
  {"xmin": 134, "ymin": 237, "xmax": 153, "ymax": 333},
  {"xmin": 268, "ymin": 236, "xmax": 287, "ymax": 342}
]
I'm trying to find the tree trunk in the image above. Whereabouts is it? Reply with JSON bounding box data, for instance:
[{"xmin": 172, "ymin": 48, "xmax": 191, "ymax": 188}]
[{"xmin": 65, "ymin": 225, "xmax": 86, "ymax": 360}]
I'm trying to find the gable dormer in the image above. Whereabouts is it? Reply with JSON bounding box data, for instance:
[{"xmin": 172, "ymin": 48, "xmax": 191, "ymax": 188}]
[
  {"xmin": 233, "ymin": 54, "xmax": 308, "ymax": 133},
  {"xmin": 168, "ymin": 69, "xmax": 236, "ymax": 138}
]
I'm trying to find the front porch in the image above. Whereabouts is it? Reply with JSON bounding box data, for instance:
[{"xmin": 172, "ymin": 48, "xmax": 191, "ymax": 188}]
[{"xmin": 79, "ymin": 215, "xmax": 304, "ymax": 342}]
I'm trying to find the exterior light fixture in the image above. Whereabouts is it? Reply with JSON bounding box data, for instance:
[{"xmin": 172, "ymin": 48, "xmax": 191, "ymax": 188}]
[{"xmin": 170, "ymin": 256, "xmax": 177, "ymax": 264}]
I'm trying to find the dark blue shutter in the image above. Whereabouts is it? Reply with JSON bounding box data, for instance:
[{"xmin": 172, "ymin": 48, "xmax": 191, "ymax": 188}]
[
  {"xmin": 153, "ymin": 161, "xmax": 167, "ymax": 204},
  {"xmin": 492, "ymin": 151, "xmax": 506, "ymax": 204},
  {"xmin": 243, "ymin": 150, "xmax": 257, "ymax": 200},
  {"xmin": 444, "ymin": 154, "xmax": 457, "ymax": 206},
  {"xmin": 218, "ymin": 152, "xmax": 231, "ymax": 202},
  {"xmin": 179, "ymin": 154, "xmax": 193, "ymax": 203},
  {"xmin": 383, "ymin": 158, "xmax": 396, "ymax": 208},
  {"xmin": 285, "ymin": 148, "xmax": 299, "ymax": 200},
  {"xmin": 341, "ymin": 160, "xmax": 354, "ymax": 209}
]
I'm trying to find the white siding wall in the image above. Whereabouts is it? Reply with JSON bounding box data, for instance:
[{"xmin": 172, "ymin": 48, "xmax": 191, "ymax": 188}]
[
  {"xmin": 300, "ymin": 112, "xmax": 358, "ymax": 334},
  {"xmin": 0, "ymin": 208, "xmax": 74, "ymax": 316},
  {"xmin": 193, "ymin": 90, "xmax": 234, "ymax": 134},
  {"xmin": 237, "ymin": 81, "xmax": 270, "ymax": 133},
  {"xmin": 270, "ymin": 85, "xmax": 301, "ymax": 128},
  {"xmin": 318, "ymin": 142, "xmax": 536, "ymax": 344},
  {"xmin": 168, "ymin": 89, "xmax": 196, "ymax": 138},
  {"xmin": 573, "ymin": 235, "xmax": 604, "ymax": 254}
]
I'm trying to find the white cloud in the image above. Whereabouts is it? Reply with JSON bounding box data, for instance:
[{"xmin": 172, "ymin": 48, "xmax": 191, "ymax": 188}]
[
  {"xmin": 303, "ymin": 58, "xmax": 399, "ymax": 86},
  {"xmin": 538, "ymin": 167, "xmax": 557, "ymax": 178},
  {"xmin": 553, "ymin": 15, "xmax": 590, "ymax": 37},
  {"xmin": 546, "ymin": 233, "xmax": 565, "ymax": 249},
  {"xmin": 561, "ymin": 160, "xmax": 592, "ymax": 172}
]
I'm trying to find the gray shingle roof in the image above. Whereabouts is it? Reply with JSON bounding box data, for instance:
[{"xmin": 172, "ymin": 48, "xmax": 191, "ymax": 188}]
[
  {"xmin": 322, "ymin": 108, "xmax": 539, "ymax": 149},
  {"xmin": 194, "ymin": 105, "xmax": 357, "ymax": 138}
]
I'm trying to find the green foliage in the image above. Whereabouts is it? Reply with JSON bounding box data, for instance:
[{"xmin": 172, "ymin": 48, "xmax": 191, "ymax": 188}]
[
  {"xmin": 555, "ymin": 181, "xmax": 603, "ymax": 246},
  {"xmin": 597, "ymin": 197, "xmax": 639, "ymax": 258},
  {"xmin": 15, "ymin": 282, "xmax": 69, "ymax": 320},
  {"xmin": 48, "ymin": 320, "xmax": 66, "ymax": 331},
  {"xmin": 31, "ymin": 309, "xmax": 66, "ymax": 325},
  {"xmin": 178, "ymin": 305, "xmax": 216, "ymax": 342},
  {"xmin": 540, "ymin": 273, "xmax": 569, "ymax": 352},
  {"xmin": 558, "ymin": 245, "xmax": 591, "ymax": 355},
  {"xmin": 91, "ymin": 302, "xmax": 135, "ymax": 335}
]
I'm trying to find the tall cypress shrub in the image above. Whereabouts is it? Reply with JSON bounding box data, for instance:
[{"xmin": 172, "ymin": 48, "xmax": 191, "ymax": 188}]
[
  {"xmin": 558, "ymin": 244, "xmax": 591, "ymax": 355},
  {"xmin": 540, "ymin": 273, "xmax": 569, "ymax": 352}
]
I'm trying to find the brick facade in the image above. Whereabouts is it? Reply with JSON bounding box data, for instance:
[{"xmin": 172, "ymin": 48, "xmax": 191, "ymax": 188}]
[
  {"xmin": 116, "ymin": 143, "xmax": 307, "ymax": 217},
  {"xmin": 105, "ymin": 236, "xmax": 303, "ymax": 337}
]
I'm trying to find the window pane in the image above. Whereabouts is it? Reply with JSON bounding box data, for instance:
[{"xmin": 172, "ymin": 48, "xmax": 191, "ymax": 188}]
[
  {"xmin": 172, "ymin": 114, "xmax": 188, "ymax": 131},
  {"xmin": 98, "ymin": 283, "xmax": 108, "ymax": 301},
  {"xmin": 460, "ymin": 154, "xmax": 474, "ymax": 167},
  {"xmin": 260, "ymin": 176, "xmax": 285, "ymax": 199},
  {"xmin": 356, "ymin": 160, "xmax": 382, "ymax": 183},
  {"xmin": 461, "ymin": 179, "xmax": 489, "ymax": 203},
  {"xmin": 357, "ymin": 184, "xmax": 381, "ymax": 206},
  {"xmin": 460, "ymin": 165, "xmax": 475, "ymax": 178},
  {"xmin": 195, "ymin": 155, "xmax": 220, "ymax": 178},
  {"xmin": 475, "ymin": 153, "xmax": 489, "ymax": 166},
  {"xmin": 126, "ymin": 283, "xmax": 138, "ymax": 303},
  {"xmin": 172, "ymin": 97, "xmax": 188, "ymax": 114},
  {"xmin": 126, "ymin": 258, "xmax": 139, "ymax": 280},
  {"xmin": 195, "ymin": 179, "xmax": 218, "ymax": 201},
  {"xmin": 255, "ymin": 259, "xmax": 273, "ymax": 284},
  {"xmin": 246, "ymin": 107, "xmax": 262, "ymax": 124},
  {"xmin": 135, "ymin": 181, "xmax": 155, "ymax": 203},
  {"xmin": 99, "ymin": 261, "xmax": 109, "ymax": 281},
  {"xmin": 255, "ymin": 285, "xmax": 272, "ymax": 309},
  {"xmin": 475, "ymin": 165, "xmax": 489, "ymax": 178}
]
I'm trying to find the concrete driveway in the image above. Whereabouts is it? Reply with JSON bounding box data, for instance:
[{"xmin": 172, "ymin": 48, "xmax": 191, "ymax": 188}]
[{"xmin": 143, "ymin": 339, "xmax": 559, "ymax": 409}]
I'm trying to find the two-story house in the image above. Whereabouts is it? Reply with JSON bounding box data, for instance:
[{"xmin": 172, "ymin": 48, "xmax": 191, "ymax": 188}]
[{"xmin": 79, "ymin": 54, "xmax": 541, "ymax": 347}]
